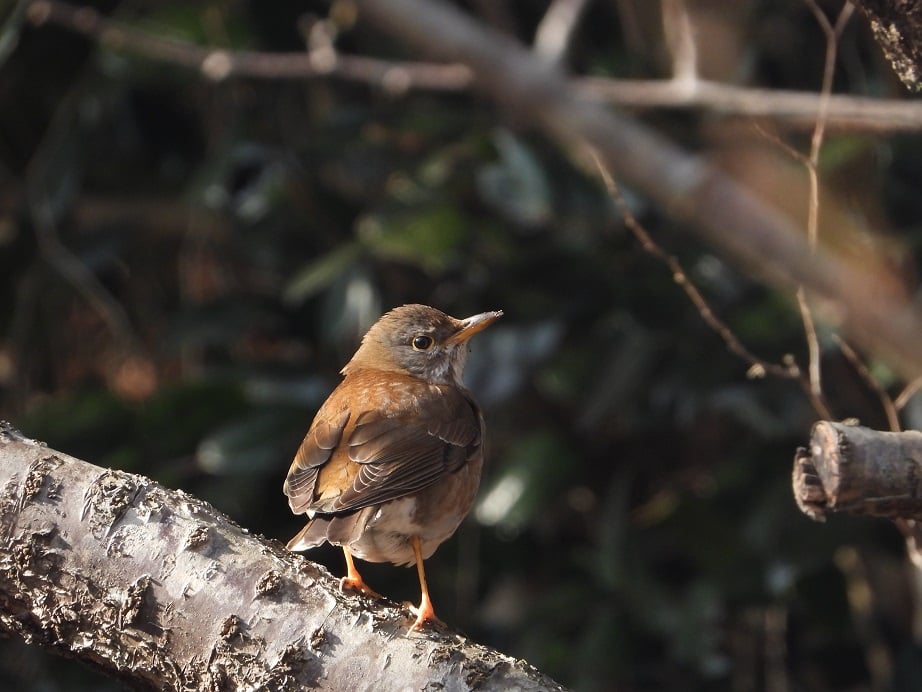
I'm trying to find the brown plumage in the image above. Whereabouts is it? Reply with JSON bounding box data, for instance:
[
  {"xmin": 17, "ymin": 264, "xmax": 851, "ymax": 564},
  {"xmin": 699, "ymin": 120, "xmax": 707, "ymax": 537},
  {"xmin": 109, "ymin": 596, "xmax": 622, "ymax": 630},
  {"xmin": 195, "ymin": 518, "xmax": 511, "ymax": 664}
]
[{"xmin": 283, "ymin": 304, "xmax": 502, "ymax": 630}]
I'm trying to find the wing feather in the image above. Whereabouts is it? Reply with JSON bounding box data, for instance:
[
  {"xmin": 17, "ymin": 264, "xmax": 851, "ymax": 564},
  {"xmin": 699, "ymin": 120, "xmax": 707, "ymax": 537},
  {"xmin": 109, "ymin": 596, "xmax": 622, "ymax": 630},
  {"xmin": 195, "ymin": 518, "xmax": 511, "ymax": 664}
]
[
  {"xmin": 284, "ymin": 408, "xmax": 350, "ymax": 514},
  {"xmin": 285, "ymin": 371, "xmax": 483, "ymax": 518}
]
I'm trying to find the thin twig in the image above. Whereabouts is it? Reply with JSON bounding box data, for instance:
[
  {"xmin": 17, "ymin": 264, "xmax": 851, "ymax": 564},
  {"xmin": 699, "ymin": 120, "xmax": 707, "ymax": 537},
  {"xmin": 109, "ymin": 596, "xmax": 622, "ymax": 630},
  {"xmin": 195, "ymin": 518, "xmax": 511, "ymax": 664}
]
[
  {"xmin": 833, "ymin": 335, "xmax": 901, "ymax": 432},
  {"xmin": 895, "ymin": 378, "xmax": 922, "ymax": 411},
  {"xmin": 25, "ymin": 0, "xmax": 922, "ymax": 132},
  {"xmin": 751, "ymin": 124, "xmax": 811, "ymax": 167},
  {"xmin": 23, "ymin": 69, "xmax": 136, "ymax": 347},
  {"xmin": 577, "ymin": 78, "xmax": 922, "ymax": 133},
  {"xmin": 791, "ymin": 0, "xmax": 854, "ymax": 419},
  {"xmin": 804, "ymin": 0, "xmax": 855, "ymax": 249},
  {"xmin": 796, "ymin": 284, "xmax": 822, "ymax": 407},
  {"xmin": 807, "ymin": 1, "xmax": 856, "ymax": 168},
  {"xmin": 794, "ymin": 286, "xmax": 834, "ymax": 419},
  {"xmin": 661, "ymin": 0, "xmax": 697, "ymax": 85},
  {"xmin": 588, "ymin": 148, "xmax": 801, "ymax": 382},
  {"xmin": 533, "ymin": 0, "xmax": 590, "ymax": 66},
  {"xmin": 26, "ymin": 0, "xmax": 473, "ymax": 92},
  {"xmin": 592, "ymin": 138, "xmax": 836, "ymax": 419}
]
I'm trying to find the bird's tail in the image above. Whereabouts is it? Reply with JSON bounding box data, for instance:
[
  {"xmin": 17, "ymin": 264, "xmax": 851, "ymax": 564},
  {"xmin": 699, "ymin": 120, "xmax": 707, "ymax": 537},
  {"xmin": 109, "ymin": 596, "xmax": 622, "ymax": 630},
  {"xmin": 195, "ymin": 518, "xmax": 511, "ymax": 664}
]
[
  {"xmin": 286, "ymin": 507, "xmax": 374, "ymax": 551},
  {"xmin": 286, "ymin": 519, "xmax": 328, "ymax": 551}
]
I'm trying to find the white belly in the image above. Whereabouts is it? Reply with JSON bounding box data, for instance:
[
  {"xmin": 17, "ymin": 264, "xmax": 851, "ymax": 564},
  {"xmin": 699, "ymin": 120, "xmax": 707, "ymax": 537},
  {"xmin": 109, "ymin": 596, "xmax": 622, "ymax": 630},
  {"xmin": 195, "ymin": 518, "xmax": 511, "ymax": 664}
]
[{"xmin": 345, "ymin": 459, "xmax": 482, "ymax": 566}]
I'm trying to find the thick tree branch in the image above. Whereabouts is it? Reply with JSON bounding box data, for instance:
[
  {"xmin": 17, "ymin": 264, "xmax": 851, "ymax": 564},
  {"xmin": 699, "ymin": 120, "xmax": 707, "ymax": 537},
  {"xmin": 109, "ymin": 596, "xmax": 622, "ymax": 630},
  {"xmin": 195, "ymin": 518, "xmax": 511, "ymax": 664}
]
[
  {"xmin": 793, "ymin": 421, "xmax": 922, "ymax": 521},
  {"xmin": 0, "ymin": 422, "xmax": 563, "ymax": 691}
]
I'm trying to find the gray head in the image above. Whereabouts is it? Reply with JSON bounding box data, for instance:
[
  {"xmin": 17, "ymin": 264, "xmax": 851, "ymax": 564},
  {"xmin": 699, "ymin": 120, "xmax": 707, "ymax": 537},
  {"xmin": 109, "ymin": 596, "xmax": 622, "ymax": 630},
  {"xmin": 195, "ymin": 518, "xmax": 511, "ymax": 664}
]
[{"xmin": 343, "ymin": 304, "xmax": 503, "ymax": 385}]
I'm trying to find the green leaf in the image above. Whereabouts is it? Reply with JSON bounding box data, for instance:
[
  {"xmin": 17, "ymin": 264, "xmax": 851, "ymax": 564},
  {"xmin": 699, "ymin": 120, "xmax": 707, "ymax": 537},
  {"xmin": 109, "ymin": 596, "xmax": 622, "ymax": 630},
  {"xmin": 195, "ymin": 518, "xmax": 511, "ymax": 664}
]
[
  {"xmin": 283, "ymin": 242, "xmax": 362, "ymax": 305},
  {"xmin": 357, "ymin": 206, "xmax": 467, "ymax": 271}
]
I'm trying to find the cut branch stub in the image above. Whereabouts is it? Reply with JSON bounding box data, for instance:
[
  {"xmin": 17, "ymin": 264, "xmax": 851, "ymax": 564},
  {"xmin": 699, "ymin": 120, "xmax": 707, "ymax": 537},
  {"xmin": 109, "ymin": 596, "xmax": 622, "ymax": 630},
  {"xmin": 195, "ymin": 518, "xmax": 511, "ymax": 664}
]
[{"xmin": 793, "ymin": 421, "xmax": 922, "ymax": 521}]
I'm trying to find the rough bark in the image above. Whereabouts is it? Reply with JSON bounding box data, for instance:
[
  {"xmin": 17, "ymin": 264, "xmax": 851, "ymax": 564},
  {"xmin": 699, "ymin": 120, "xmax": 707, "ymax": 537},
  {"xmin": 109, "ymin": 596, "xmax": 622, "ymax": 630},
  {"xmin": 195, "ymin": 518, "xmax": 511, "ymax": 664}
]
[
  {"xmin": 793, "ymin": 421, "xmax": 922, "ymax": 522},
  {"xmin": 0, "ymin": 422, "xmax": 564, "ymax": 691},
  {"xmin": 852, "ymin": 0, "xmax": 922, "ymax": 91}
]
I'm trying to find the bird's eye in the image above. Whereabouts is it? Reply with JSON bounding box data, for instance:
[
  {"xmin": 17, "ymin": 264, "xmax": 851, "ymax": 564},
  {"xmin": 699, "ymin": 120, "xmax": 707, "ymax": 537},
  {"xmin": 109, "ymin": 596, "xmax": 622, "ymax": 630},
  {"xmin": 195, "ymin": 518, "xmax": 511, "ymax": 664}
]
[{"xmin": 412, "ymin": 335, "xmax": 434, "ymax": 351}]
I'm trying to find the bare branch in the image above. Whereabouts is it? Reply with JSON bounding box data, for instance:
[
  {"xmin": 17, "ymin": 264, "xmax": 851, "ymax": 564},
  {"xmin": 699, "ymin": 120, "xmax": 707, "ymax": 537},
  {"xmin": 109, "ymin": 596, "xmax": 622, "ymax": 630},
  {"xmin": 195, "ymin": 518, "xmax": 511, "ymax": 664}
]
[
  {"xmin": 25, "ymin": 0, "xmax": 473, "ymax": 91},
  {"xmin": 896, "ymin": 378, "xmax": 922, "ymax": 411},
  {"xmin": 833, "ymin": 335, "xmax": 901, "ymax": 432},
  {"xmin": 24, "ymin": 0, "xmax": 922, "ymax": 131},
  {"xmin": 577, "ymin": 77, "xmax": 922, "ymax": 132},
  {"xmin": 0, "ymin": 423, "xmax": 562, "ymax": 691},
  {"xmin": 661, "ymin": 0, "xmax": 697, "ymax": 85},
  {"xmin": 806, "ymin": 0, "xmax": 855, "ymax": 171},
  {"xmin": 792, "ymin": 1, "xmax": 855, "ymax": 418},
  {"xmin": 533, "ymin": 0, "xmax": 590, "ymax": 66},
  {"xmin": 351, "ymin": 0, "xmax": 922, "ymax": 383},
  {"xmin": 590, "ymin": 149, "xmax": 801, "ymax": 383},
  {"xmin": 795, "ymin": 286, "xmax": 828, "ymax": 415}
]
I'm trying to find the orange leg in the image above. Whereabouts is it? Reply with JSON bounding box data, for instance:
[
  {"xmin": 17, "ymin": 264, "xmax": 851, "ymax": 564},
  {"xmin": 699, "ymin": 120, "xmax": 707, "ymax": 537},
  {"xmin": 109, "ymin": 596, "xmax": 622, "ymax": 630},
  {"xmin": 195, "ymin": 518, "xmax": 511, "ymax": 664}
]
[
  {"xmin": 340, "ymin": 547, "xmax": 382, "ymax": 599},
  {"xmin": 409, "ymin": 536, "xmax": 443, "ymax": 631}
]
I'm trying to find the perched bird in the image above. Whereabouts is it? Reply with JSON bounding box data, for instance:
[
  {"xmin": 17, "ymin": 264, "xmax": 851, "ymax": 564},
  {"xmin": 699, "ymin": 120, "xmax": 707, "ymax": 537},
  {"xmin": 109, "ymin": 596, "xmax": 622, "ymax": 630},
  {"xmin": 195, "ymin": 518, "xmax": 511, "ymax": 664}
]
[{"xmin": 284, "ymin": 304, "xmax": 502, "ymax": 630}]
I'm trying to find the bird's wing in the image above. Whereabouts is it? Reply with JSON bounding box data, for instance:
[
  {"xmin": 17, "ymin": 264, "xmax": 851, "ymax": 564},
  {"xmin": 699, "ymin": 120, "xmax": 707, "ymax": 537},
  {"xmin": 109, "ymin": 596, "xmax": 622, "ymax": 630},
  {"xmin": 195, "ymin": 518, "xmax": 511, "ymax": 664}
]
[
  {"xmin": 283, "ymin": 408, "xmax": 350, "ymax": 514},
  {"xmin": 330, "ymin": 399, "xmax": 480, "ymax": 512},
  {"xmin": 284, "ymin": 375, "xmax": 482, "ymax": 516}
]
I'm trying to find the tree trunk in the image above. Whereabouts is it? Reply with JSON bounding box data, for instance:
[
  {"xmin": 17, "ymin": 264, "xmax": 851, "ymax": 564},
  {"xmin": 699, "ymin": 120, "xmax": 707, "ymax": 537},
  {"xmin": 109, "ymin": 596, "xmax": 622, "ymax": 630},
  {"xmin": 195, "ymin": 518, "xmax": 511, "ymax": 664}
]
[{"xmin": 0, "ymin": 422, "xmax": 564, "ymax": 691}]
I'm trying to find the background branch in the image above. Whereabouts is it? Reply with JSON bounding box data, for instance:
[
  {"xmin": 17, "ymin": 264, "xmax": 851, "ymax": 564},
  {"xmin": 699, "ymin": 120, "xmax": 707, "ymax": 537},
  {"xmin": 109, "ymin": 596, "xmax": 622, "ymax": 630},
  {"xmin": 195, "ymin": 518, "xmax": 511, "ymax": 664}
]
[
  {"xmin": 351, "ymin": 0, "xmax": 922, "ymax": 383},
  {"xmin": 26, "ymin": 0, "xmax": 473, "ymax": 90},
  {"xmin": 533, "ymin": 0, "xmax": 590, "ymax": 66},
  {"xmin": 25, "ymin": 0, "xmax": 922, "ymax": 131}
]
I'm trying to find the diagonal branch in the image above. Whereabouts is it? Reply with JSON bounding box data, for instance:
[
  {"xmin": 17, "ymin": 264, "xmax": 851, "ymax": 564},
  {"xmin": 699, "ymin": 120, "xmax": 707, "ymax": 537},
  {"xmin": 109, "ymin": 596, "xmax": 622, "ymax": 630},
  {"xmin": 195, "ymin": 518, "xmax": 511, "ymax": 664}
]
[
  {"xmin": 533, "ymin": 0, "xmax": 590, "ymax": 66},
  {"xmin": 0, "ymin": 423, "xmax": 563, "ymax": 691},
  {"xmin": 351, "ymin": 0, "xmax": 922, "ymax": 383}
]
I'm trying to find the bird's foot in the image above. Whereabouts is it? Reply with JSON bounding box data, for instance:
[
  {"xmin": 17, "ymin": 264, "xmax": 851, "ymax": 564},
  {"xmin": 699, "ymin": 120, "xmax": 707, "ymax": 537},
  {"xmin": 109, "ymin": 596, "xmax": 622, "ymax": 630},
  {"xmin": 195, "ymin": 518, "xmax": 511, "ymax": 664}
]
[
  {"xmin": 406, "ymin": 598, "xmax": 444, "ymax": 631},
  {"xmin": 340, "ymin": 548, "xmax": 382, "ymax": 599},
  {"xmin": 339, "ymin": 575, "xmax": 382, "ymax": 600}
]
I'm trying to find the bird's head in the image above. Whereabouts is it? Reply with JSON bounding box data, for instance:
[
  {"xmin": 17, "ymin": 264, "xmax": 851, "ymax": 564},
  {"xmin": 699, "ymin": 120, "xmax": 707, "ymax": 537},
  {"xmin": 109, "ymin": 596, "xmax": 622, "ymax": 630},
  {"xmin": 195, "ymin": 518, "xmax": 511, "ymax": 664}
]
[{"xmin": 343, "ymin": 304, "xmax": 502, "ymax": 385}]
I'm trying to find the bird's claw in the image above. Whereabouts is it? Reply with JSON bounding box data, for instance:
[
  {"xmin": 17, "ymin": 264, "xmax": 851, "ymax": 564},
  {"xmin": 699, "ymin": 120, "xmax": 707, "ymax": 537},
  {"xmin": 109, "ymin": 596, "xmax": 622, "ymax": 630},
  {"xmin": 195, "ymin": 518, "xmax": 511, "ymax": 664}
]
[
  {"xmin": 406, "ymin": 600, "xmax": 444, "ymax": 631},
  {"xmin": 340, "ymin": 575, "xmax": 382, "ymax": 600}
]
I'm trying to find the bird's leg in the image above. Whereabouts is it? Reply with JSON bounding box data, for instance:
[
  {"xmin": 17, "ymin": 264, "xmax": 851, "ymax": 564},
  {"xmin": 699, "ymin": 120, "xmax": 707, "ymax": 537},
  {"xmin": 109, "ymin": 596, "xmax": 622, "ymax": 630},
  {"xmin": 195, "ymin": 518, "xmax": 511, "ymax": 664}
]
[
  {"xmin": 340, "ymin": 547, "xmax": 382, "ymax": 599},
  {"xmin": 409, "ymin": 536, "xmax": 443, "ymax": 630}
]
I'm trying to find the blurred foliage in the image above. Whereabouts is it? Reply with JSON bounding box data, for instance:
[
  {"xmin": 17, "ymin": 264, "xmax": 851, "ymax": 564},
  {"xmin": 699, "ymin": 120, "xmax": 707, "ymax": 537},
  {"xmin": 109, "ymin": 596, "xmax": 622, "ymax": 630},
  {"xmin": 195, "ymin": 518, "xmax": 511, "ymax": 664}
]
[{"xmin": 1, "ymin": 0, "xmax": 921, "ymax": 690}]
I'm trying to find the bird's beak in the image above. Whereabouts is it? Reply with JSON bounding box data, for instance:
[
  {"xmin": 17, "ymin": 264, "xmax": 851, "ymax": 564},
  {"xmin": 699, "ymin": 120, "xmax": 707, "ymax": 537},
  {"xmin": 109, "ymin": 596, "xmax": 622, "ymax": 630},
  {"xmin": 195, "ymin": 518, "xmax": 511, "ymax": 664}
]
[{"xmin": 446, "ymin": 310, "xmax": 503, "ymax": 345}]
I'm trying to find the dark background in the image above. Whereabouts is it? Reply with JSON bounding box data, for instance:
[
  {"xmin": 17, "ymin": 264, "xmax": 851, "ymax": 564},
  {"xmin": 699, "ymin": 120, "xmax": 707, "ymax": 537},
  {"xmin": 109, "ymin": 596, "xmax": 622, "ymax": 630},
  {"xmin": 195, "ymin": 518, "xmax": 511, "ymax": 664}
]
[{"xmin": 1, "ymin": 0, "xmax": 921, "ymax": 689}]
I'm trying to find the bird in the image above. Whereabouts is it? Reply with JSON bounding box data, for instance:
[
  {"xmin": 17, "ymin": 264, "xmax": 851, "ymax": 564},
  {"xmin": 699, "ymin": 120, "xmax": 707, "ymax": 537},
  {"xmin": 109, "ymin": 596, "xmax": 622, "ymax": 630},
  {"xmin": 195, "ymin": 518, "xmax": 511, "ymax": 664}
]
[{"xmin": 283, "ymin": 303, "xmax": 502, "ymax": 630}]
